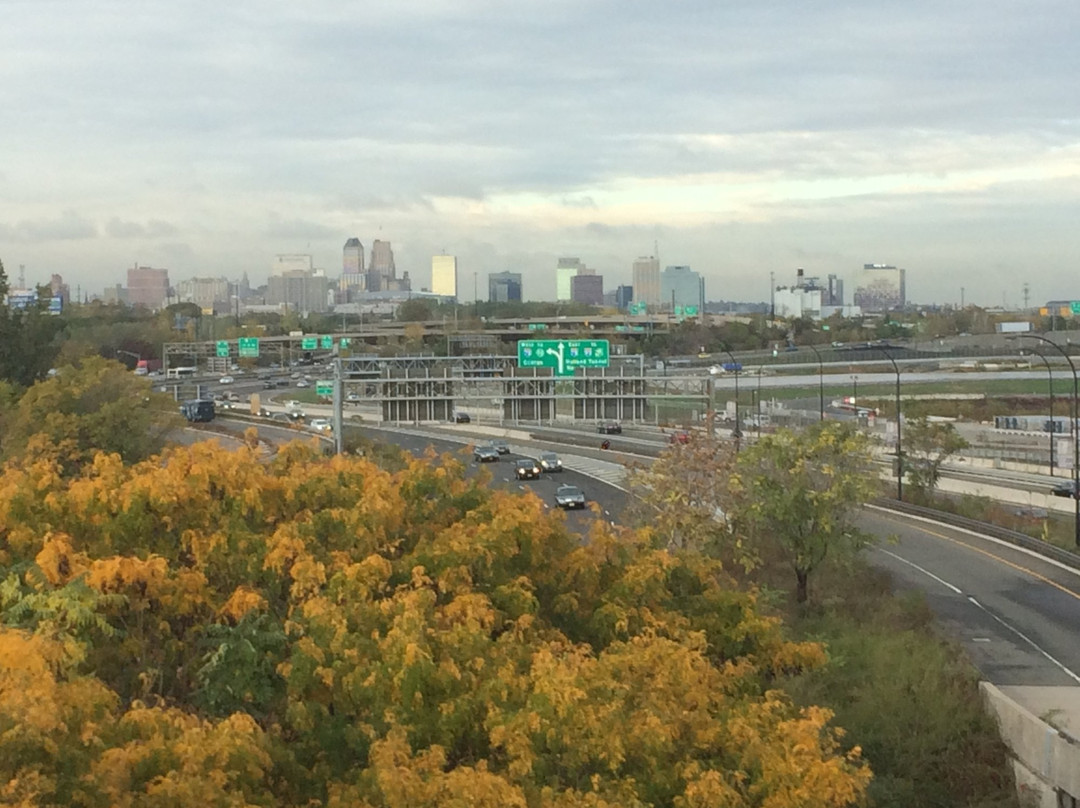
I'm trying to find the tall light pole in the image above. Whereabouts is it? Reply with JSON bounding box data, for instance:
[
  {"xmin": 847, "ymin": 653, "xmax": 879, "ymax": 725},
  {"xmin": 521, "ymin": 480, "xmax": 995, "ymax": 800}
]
[
  {"xmin": 1014, "ymin": 334, "xmax": 1079, "ymax": 548},
  {"xmin": 721, "ymin": 346, "xmax": 741, "ymax": 446},
  {"xmin": 1021, "ymin": 348, "xmax": 1055, "ymax": 476},
  {"xmin": 876, "ymin": 346, "xmax": 902, "ymax": 501},
  {"xmin": 805, "ymin": 343, "xmax": 825, "ymax": 421},
  {"xmin": 757, "ymin": 365, "xmax": 764, "ymax": 438}
]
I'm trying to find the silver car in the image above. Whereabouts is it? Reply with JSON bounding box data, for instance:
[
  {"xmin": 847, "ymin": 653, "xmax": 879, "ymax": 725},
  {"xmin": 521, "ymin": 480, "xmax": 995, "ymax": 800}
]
[
  {"xmin": 489, "ymin": 439, "xmax": 510, "ymax": 454},
  {"xmin": 554, "ymin": 484, "xmax": 586, "ymax": 509},
  {"xmin": 539, "ymin": 451, "xmax": 563, "ymax": 472},
  {"xmin": 474, "ymin": 445, "xmax": 500, "ymax": 463}
]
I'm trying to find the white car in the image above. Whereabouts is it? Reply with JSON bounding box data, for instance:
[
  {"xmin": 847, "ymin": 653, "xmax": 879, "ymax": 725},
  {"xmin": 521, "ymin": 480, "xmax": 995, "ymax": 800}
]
[
  {"xmin": 219, "ymin": 375, "xmax": 235, "ymax": 384},
  {"xmin": 309, "ymin": 418, "xmax": 332, "ymax": 433},
  {"xmin": 295, "ymin": 380, "xmax": 310, "ymax": 388}
]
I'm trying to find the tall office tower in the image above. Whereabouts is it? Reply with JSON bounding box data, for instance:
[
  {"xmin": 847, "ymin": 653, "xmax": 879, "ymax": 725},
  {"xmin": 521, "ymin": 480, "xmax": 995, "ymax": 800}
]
[
  {"xmin": 570, "ymin": 273, "xmax": 604, "ymax": 306},
  {"xmin": 614, "ymin": 284, "xmax": 633, "ymax": 309},
  {"xmin": 368, "ymin": 239, "xmax": 396, "ymax": 292},
  {"xmin": 49, "ymin": 273, "xmax": 70, "ymax": 304},
  {"xmin": 489, "ymin": 271, "xmax": 523, "ymax": 303},
  {"xmin": 341, "ymin": 238, "xmax": 365, "ymax": 294},
  {"xmin": 431, "ymin": 254, "xmax": 458, "ymax": 299},
  {"xmin": 853, "ymin": 263, "xmax": 906, "ymax": 311},
  {"xmin": 127, "ymin": 265, "xmax": 170, "ymax": 310},
  {"xmin": 660, "ymin": 265, "xmax": 705, "ymax": 313},
  {"xmin": 826, "ymin": 274, "xmax": 844, "ymax": 306},
  {"xmin": 556, "ymin": 257, "xmax": 583, "ymax": 301},
  {"xmin": 632, "ymin": 256, "xmax": 660, "ymax": 306},
  {"xmin": 267, "ymin": 269, "xmax": 330, "ymax": 313}
]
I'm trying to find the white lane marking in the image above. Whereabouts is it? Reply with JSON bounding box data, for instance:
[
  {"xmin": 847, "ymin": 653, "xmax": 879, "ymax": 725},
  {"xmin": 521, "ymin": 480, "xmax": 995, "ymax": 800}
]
[
  {"xmin": 966, "ymin": 597, "xmax": 1080, "ymax": 685},
  {"xmin": 876, "ymin": 548, "xmax": 963, "ymax": 594},
  {"xmin": 866, "ymin": 503, "xmax": 1080, "ymax": 580}
]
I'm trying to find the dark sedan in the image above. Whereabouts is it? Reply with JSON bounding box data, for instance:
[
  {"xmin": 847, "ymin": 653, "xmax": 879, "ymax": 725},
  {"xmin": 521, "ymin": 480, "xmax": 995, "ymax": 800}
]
[
  {"xmin": 514, "ymin": 458, "xmax": 542, "ymax": 480},
  {"xmin": 474, "ymin": 445, "xmax": 500, "ymax": 463},
  {"xmin": 597, "ymin": 421, "xmax": 622, "ymax": 434}
]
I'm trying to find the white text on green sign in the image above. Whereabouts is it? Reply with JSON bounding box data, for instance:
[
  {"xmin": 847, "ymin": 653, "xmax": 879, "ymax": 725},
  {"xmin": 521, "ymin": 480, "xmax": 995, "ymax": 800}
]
[{"xmin": 517, "ymin": 340, "xmax": 610, "ymax": 375}]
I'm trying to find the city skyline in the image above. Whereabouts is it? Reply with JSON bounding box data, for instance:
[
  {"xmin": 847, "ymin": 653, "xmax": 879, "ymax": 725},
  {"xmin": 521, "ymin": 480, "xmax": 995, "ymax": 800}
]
[{"xmin": 3, "ymin": 1, "xmax": 1079, "ymax": 307}]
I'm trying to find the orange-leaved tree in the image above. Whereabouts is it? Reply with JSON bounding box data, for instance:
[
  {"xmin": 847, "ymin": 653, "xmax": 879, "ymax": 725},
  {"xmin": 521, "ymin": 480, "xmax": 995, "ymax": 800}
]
[{"xmin": 0, "ymin": 436, "xmax": 871, "ymax": 807}]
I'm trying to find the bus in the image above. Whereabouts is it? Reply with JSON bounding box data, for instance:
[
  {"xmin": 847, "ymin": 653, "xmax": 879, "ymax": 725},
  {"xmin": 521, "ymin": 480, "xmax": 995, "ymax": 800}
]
[
  {"xmin": 180, "ymin": 399, "xmax": 215, "ymax": 423},
  {"xmin": 166, "ymin": 366, "xmax": 198, "ymax": 379}
]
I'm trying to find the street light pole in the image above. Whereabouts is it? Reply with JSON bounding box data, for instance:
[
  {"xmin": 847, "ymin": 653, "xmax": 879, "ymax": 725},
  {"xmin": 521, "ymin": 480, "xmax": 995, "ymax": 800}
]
[
  {"xmin": 876, "ymin": 346, "xmax": 902, "ymax": 501},
  {"xmin": 1014, "ymin": 334, "xmax": 1079, "ymax": 548},
  {"xmin": 1022, "ymin": 349, "xmax": 1055, "ymax": 476},
  {"xmin": 805, "ymin": 343, "xmax": 825, "ymax": 421},
  {"xmin": 721, "ymin": 347, "xmax": 741, "ymax": 448}
]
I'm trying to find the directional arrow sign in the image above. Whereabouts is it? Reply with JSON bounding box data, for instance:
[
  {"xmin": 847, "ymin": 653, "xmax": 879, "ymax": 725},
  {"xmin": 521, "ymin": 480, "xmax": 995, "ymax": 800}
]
[
  {"xmin": 238, "ymin": 337, "xmax": 259, "ymax": 358},
  {"xmin": 517, "ymin": 340, "xmax": 610, "ymax": 376},
  {"xmin": 301, "ymin": 337, "xmax": 318, "ymax": 350},
  {"xmin": 215, "ymin": 340, "xmax": 230, "ymax": 358}
]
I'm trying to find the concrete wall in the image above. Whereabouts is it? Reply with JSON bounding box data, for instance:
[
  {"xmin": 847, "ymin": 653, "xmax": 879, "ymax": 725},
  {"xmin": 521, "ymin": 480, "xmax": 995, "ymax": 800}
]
[{"xmin": 982, "ymin": 682, "xmax": 1080, "ymax": 806}]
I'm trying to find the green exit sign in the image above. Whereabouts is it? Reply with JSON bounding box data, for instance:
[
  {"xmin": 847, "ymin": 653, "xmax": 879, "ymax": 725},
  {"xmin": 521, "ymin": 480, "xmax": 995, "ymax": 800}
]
[
  {"xmin": 215, "ymin": 340, "xmax": 229, "ymax": 357},
  {"xmin": 238, "ymin": 337, "xmax": 259, "ymax": 358},
  {"xmin": 301, "ymin": 337, "xmax": 317, "ymax": 350},
  {"xmin": 315, "ymin": 381, "xmax": 334, "ymax": 397},
  {"xmin": 517, "ymin": 339, "xmax": 610, "ymax": 376}
]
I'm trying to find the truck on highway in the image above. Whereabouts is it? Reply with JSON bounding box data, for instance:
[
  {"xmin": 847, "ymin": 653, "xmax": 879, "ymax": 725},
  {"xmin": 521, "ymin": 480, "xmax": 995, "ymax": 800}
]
[{"xmin": 180, "ymin": 399, "xmax": 215, "ymax": 423}]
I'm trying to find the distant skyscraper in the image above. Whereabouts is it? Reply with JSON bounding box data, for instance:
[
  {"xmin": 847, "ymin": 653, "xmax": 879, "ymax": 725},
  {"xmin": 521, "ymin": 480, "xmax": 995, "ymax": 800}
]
[
  {"xmin": 632, "ymin": 256, "xmax": 660, "ymax": 307},
  {"xmin": 826, "ymin": 274, "xmax": 844, "ymax": 306},
  {"xmin": 341, "ymin": 238, "xmax": 365, "ymax": 294},
  {"xmin": 660, "ymin": 265, "xmax": 705, "ymax": 313},
  {"xmin": 368, "ymin": 240, "xmax": 396, "ymax": 292},
  {"xmin": 489, "ymin": 271, "xmax": 523, "ymax": 303},
  {"xmin": 853, "ymin": 264, "xmax": 905, "ymax": 311},
  {"xmin": 431, "ymin": 255, "xmax": 458, "ymax": 299},
  {"xmin": 570, "ymin": 274, "xmax": 604, "ymax": 306},
  {"xmin": 614, "ymin": 284, "xmax": 633, "ymax": 310},
  {"xmin": 126, "ymin": 265, "xmax": 170, "ymax": 310},
  {"xmin": 556, "ymin": 257, "xmax": 583, "ymax": 301}
]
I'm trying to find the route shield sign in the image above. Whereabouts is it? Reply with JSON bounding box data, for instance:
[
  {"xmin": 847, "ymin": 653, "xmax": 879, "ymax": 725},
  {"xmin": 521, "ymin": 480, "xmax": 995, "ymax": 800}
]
[
  {"xmin": 215, "ymin": 340, "xmax": 229, "ymax": 357},
  {"xmin": 315, "ymin": 381, "xmax": 334, "ymax": 397},
  {"xmin": 238, "ymin": 337, "xmax": 259, "ymax": 358},
  {"xmin": 301, "ymin": 337, "xmax": 318, "ymax": 350},
  {"xmin": 517, "ymin": 340, "xmax": 610, "ymax": 376}
]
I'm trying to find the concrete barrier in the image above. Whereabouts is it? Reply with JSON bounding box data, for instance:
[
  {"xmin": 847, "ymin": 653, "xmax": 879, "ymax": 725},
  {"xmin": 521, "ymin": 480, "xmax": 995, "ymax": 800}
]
[{"xmin": 982, "ymin": 682, "xmax": 1080, "ymax": 806}]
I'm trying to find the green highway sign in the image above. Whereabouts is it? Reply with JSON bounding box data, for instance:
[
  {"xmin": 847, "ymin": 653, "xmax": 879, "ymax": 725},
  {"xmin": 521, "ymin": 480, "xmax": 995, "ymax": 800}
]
[
  {"xmin": 527, "ymin": 323, "xmax": 548, "ymax": 331},
  {"xmin": 215, "ymin": 340, "xmax": 229, "ymax": 357},
  {"xmin": 1071, "ymin": 302, "xmax": 1080, "ymax": 315},
  {"xmin": 684, "ymin": 305, "xmax": 699, "ymax": 316},
  {"xmin": 238, "ymin": 337, "xmax": 259, "ymax": 358},
  {"xmin": 629, "ymin": 301, "xmax": 647, "ymax": 315},
  {"xmin": 340, "ymin": 337, "xmax": 351, "ymax": 348},
  {"xmin": 301, "ymin": 337, "xmax": 318, "ymax": 350},
  {"xmin": 517, "ymin": 339, "xmax": 610, "ymax": 376},
  {"xmin": 321, "ymin": 335, "xmax": 333, "ymax": 349},
  {"xmin": 315, "ymin": 381, "xmax": 334, "ymax": 397}
]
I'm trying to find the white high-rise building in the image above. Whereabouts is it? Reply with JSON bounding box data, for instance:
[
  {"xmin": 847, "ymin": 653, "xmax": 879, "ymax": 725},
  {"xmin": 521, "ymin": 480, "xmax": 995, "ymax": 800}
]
[
  {"xmin": 632, "ymin": 256, "xmax": 660, "ymax": 306},
  {"xmin": 556, "ymin": 257, "xmax": 583, "ymax": 301},
  {"xmin": 431, "ymin": 255, "xmax": 458, "ymax": 299}
]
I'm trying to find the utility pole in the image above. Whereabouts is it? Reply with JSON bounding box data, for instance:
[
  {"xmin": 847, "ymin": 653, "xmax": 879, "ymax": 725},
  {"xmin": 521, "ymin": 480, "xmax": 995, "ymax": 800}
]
[
  {"xmin": 769, "ymin": 271, "xmax": 775, "ymax": 320},
  {"xmin": 1022, "ymin": 283, "xmax": 1030, "ymax": 310},
  {"xmin": 960, "ymin": 287, "xmax": 965, "ymax": 308}
]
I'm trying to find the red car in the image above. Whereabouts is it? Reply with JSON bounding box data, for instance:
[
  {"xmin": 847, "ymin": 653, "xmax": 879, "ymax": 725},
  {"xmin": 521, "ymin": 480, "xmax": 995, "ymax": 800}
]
[{"xmin": 669, "ymin": 430, "xmax": 691, "ymax": 445}]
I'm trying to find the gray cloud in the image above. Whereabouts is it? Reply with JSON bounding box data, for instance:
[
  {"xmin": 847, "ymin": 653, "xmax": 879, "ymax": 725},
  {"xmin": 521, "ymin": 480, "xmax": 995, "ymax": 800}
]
[
  {"xmin": 0, "ymin": 0, "xmax": 1078, "ymax": 304},
  {"xmin": 0, "ymin": 211, "xmax": 97, "ymax": 242}
]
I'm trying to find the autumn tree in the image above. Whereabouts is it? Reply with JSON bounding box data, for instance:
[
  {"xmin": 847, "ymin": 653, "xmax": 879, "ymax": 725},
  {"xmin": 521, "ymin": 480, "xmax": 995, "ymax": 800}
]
[
  {"xmin": 903, "ymin": 416, "xmax": 968, "ymax": 498},
  {"xmin": 0, "ymin": 259, "xmax": 67, "ymax": 387},
  {"xmin": 0, "ymin": 355, "xmax": 180, "ymax": 473},
  {"xmin": 734, "ymin": 422, "xmax": 878, "ymax": 604},
  {"xmin": 626, "ymin": 436, "xmax": 746, "ymax": 560},
  {"xmin": 0, "ymin": 437, "xmax": 872, "ymax": 806}
]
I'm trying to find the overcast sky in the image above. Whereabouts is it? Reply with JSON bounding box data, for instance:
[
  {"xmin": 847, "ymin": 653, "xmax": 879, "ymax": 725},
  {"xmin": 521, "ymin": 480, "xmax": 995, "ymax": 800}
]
[{"xmin": 3, "ymin": 0, "xmax": 1079, "ymax": 305}]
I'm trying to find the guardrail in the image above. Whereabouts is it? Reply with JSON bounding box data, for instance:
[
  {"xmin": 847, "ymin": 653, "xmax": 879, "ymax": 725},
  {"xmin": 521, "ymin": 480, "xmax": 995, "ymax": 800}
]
[{"xmin": 873, "ymin": 497, "xmax": 1080, "ymax": 571}]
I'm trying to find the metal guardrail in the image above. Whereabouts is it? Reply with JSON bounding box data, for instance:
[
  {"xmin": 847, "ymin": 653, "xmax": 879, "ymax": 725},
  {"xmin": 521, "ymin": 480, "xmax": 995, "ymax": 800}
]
[{"xmin": 873, "ymin": 498, "xmax": 1080, "ymax": 570}]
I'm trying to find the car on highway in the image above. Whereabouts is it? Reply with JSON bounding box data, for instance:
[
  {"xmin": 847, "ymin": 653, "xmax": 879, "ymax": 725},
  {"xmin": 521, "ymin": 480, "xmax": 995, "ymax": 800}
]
[
  {"xmin": 309, "ymin": 418, "xmax": 332, "ymax": 433},
  {"xmin": 597, "ymin": 421, "xmax": 622, "ymax": 434},
  {"xmin": 219, "ymin": 375, "xmax": 235, "ymax": 384},
  {"xmin": 453, "ymin": 411, "xmax": 471, "ymax": 423},
  {"xmin": 669, "ymin": 430, "xmax": 691, "ymax": 445},
  {"xmin": 554, "ymin": 484, "xmax": 586, "ymax": 509},
  {"xmin": 296, "ymin": 380, "xmax": 310, "ymax": 388},
  {"xmin": 538, "ymin": 451, "xmax": 563, "ymax": 472},
  {"xmin": 290, "ymin": 371, "xmax": 301, "ymax": 379},
  {"xmin": 473, "ymin": 445, "xmax": 500, "ymax": 463},
  {"xmin": 489, "ymin": 439, "xmax": 510, "ymax": 454},
  {"xmin": 346, "ymin": 392, "xmax": 361, "ymax": 404},
  {"xmin": 514, "ymin": 458, "xmax": 542, "ymax": 480},
  {"xmin": 1051, "ymin": 480, "xmax": 1080, "ymax": 498}
]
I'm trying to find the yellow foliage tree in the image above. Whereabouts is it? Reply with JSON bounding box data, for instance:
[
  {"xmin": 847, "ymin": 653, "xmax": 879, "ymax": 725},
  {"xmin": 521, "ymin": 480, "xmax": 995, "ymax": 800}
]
[{"xmin": 0, "ymin": 436, "xmax": 871, "ymax": 806}]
